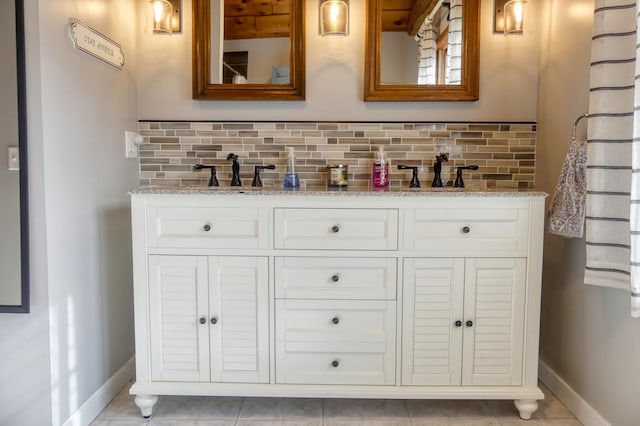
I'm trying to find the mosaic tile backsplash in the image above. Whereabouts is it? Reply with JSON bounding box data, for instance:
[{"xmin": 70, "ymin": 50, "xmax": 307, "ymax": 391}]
[{"xmin": 138, "ymin": 121, "xmax": 536, "ymax": 190}]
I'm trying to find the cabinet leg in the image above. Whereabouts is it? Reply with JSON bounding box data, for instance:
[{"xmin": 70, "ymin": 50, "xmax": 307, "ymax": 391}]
[
  {"xmin": 514, "ymin": 399, "xmax": 538, "ymax": 420},
  {"xmin": 134, "ymin": 394, "xmax": 158, "ymax": 418}
]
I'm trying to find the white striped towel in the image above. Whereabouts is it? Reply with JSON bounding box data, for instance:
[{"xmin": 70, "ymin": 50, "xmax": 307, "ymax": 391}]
[{"xmin": 546, "ymin": 140, "xmax": 587, "ymax": 238}]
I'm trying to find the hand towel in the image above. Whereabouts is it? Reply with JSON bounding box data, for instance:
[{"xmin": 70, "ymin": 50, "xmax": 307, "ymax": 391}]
[{"xmin": 546, "ymin": 140, "xmax": 587, "ymax": 238}]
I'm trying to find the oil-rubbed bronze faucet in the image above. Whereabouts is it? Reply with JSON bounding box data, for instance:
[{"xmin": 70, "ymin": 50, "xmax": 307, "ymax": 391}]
[
  {"xmin": 227, "ymin": 153, "xmax": 241, "ymax": 186},
  {"xmin": 193, "ymin": 164, "xmax": 219, "ymax": 187},
  {"xmin": 454, "ymin": 165, "xmax": 479, "ymax": 188},
  {"xmin": 397, "ymin": 165, "xmax": 421, "ymax": 188},
  {"xmin": 251, "ymin": 164, "xmax": 276, "ymax": 187},
  {"xmin": 432, "ymin": 153, "xmax": 449, "ymax": 187}
]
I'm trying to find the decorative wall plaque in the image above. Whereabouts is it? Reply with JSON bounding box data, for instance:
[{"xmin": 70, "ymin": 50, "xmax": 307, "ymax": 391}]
[{"xmin": 68, "ymin": 18, "xmax": 124, "ymax": 70}]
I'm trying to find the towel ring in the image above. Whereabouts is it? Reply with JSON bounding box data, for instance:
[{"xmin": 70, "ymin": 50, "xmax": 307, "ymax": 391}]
[{"xmin": 571, "ymin": 112, "xmax": 589, "ymax": 142}]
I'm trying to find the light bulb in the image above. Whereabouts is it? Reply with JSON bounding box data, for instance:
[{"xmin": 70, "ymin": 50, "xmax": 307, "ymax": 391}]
[{"xmin": 513, "ymin": 2, "xmax": 524, "ymax": 28}]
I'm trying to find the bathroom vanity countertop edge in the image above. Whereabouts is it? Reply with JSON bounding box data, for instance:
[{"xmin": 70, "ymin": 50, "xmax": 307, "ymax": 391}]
[{"xmin": 129, "ymin": 186, "xmax": 547, "ymax": 197}]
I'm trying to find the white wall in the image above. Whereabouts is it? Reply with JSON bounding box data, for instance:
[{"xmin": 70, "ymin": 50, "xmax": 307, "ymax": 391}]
[
  {"xmin": 0, "ymin": 0, "xmax": 140, "ymax": 424},
  {"xmin": 536, "ymin": 0, "xmax": 640, "ymax": 425},
  {"xmin": 380, "ymin": 32, "xmax": 418, "ymax": 84},
  {"xmin": 0, "ymin": 2, "xmax": 52, "ymax": 424},
  {"xmin": 137, "ymin": 0, "xmax": 541, "ymax": 122}
]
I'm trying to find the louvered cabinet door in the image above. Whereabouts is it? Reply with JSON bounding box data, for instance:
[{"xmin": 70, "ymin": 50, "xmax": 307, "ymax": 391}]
[
  {"xmin": 462, "ymin": 258, "xmax": 526, "ymax": 386},
  {"xmin": 208, "ymin": 256, "xmax": 269, "ymax": 383},
  {"xmin": 148, "ymin": 255, "xmax": 210, "ymax": 382},
  {"xmin": 402, "ymin": 258, "xmax": 465, "ymax": 385}
]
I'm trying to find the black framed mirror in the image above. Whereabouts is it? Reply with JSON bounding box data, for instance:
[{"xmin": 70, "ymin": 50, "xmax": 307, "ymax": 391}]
[{"xmin": 0, "ymin": 0, "xmax": 29, "ymax": 313}]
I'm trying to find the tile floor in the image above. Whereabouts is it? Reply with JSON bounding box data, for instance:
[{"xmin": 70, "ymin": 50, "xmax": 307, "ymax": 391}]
[{"xmin": 91, "ymin": 382, "xmax": 582, "ymax": 426}]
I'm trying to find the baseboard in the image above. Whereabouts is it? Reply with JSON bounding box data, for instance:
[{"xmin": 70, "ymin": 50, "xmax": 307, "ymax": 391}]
[
  {"xmin": 63, "ymin": 356, "xmax": 135, "ymax": 426},
  {"xmin": 538, "ymin": 360, "xmax": 610, "ymax": 426}
]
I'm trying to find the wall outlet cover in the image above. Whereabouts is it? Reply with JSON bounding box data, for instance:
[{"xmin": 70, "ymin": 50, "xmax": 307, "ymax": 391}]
[{"xmin": 125, "ymin": 131, "xmax": 142, "ymax": 158}]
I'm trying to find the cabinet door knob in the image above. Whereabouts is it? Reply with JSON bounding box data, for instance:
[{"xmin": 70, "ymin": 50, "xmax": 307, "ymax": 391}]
[
  {"xmin": 199, "ymin": 317, "xmax": 206, "ymax": 325},
  {"xmin": 331, "ymin": 360, "xmax": 339, "ymax": 368},
  {"xmin": 331, "ymin": 274, "xmax": 340, "ymax": 283},
  {"xmin": 210, "ymin": 317, "xmax": 218, "ymax": 325},
  {"xmin": 204, "ymin": 224, "xmax": 211, "ymax": 232},
  {"xmin": 466, "ymin": 320, "xmax": 473, "ymax": 327},
  {"xmin": 462, "ymin": 226, "xmax": 470, "ymax": 234},
  {"xmin": 332, "ymin": 316, "xmax": 340, "ymax": 325},
  {"xmin": 455, "ymin": 320, "xmax": 462, "ymax": 327},
  {"xmin": 331, "ymin": 225, "xmax": 340, "ymax": 233}
]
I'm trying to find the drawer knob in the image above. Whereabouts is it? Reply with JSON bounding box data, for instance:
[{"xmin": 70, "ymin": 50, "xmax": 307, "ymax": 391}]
[
  {"xmin": 199, "ymin": 317, "xmax": 206, "ymax": 325},
  {"xmin": 203, "ymin": 224, "xmax": 212, "ymax": 232},
  {"xmin": 210, "ymin": 316, "xmax": 218, "ymax": 325},
  {"xmin": 331, "ymin": 274, "xmax": 340, "ymax": 283},
  {"xmin": 462, "ymin": 226, "xmax": 470, "ymax": 234},
  {"xmin": 455, "ymin": 320, "xmax": 462, "ymax": 327},
  {"xmin": 331, "ymin": 360, "xmax": 339, "ymax": 368},
  {"xmin": 331, "ymin": 225, "xmax": 340, "ymax": 233},
  {"xmin": 332, "ymin": 316, "xmax": 341, "ymax": 325},
  {"xmin": 466, "ymin": 320, "xmax": 474, "ymax": 327}
]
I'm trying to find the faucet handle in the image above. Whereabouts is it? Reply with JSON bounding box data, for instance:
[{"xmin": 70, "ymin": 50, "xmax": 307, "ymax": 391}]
[
  {"xmin": 453, "ymin": 165, "xmax": 479, "ymax": 188},
  {"xmin": 194, "ymin": 164, "xmax": 219, "ymax": 187},
  {"xmin": 397, "ymin": 165, "xmax": 420, "ymax": 188},
  {"xmin": 251, "ymin": 164, "xmax": 276, "ymax": 187}
]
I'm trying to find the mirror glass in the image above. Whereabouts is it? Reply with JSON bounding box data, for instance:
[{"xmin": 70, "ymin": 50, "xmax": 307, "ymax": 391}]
[
  {"xmin": 0, "ymin": 0, "xmax": 29, "ymax": 313},
  {"xmin": 365, "ymin": 0, "xmax": 479, "ymax": 101},
  {"xmin": 193, "ymin": 0, "xmax": 305, "ymax": 100}
]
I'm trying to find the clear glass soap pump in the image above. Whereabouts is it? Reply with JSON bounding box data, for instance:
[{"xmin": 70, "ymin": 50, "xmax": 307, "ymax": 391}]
[{"xmin": 283, "ymin": 147, "xmax": 300, "ymax": 189}]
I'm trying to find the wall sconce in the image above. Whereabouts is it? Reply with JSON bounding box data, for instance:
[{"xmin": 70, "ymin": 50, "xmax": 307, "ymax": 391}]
[
  {"xmin": 319, "ymin": 0, "xmax": 349, "ymax": 36},
  {"xmin": 149, "ymin": 0, "xmax": 181, "ymax": 34},
  {"xmin": 494, "ymin": 0, "xmax": 527, "ymax": 34}
]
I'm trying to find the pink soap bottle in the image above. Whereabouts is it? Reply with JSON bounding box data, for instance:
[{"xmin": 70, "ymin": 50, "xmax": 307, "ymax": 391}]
[{"xmin": 372, "ymin": 146, "xmax": 389, "ymax": 189}]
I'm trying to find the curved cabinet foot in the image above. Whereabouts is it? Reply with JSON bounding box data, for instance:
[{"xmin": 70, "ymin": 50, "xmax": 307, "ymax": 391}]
[
  {"xmin": 134, "ymin": 394, "xmax": 158, "ymax": 418},
  {"xmin": 514, "ymin": 399, "xmax": 538, "ymax": 420}
]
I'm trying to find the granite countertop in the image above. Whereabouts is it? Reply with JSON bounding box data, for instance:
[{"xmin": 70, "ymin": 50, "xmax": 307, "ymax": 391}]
[{"xmin": 130, "ymin": 185, "xmax": 547, "ymax": 197}]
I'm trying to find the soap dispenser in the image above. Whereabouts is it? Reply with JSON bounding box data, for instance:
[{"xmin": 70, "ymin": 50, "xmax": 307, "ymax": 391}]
[
  {"xmin": 372, "ymin": 146, "xmax": 389, "ymax": 189},
  {"xmin": 283, "ymin": 147, "xmax": 300, "ymax": 189}
]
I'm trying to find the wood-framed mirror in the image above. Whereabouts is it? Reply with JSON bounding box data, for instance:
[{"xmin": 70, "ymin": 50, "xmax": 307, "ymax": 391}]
[
  {"xmin": 193, "ymin": 0, "xmax": 305, "ymax": 101},
  {"xmin": 0, "ymin": 0, "xmax": 29, "ymax": 313},
  {"xmin": 364, "ymin": 0, "xmax": 480, "ymax": 101}
]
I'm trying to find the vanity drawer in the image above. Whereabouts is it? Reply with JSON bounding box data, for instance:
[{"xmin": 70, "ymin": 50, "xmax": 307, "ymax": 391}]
[
  {"xmin": 274, "ymin": 208, "xmax": 398, "ymax": 250},
  {"xmin": 275, "ymin": 347, "xmax": 395, "ymax": 385},
  {"xmin": 276, "ymin": 299, "xmax": 396, "ymax": 342},
  {"xmin": 403, "ymin": 205, "xmax": 530, "ymax": 255},
  {"xmin": 275, "ymin": 299, "xmax": 396, "ymax": 385},
  {"xmin": 146, "ymin": 206, "xmax": 269, "ymax": 249},
  {"xmin": 275, "ymin": 257, "xmax": 397, "ymax": 300}
]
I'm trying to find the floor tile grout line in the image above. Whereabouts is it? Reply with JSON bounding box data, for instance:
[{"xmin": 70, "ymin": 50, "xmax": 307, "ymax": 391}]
[{"xmin": 233, "ymin": 397, "xmax": 246, "ymax": 426}]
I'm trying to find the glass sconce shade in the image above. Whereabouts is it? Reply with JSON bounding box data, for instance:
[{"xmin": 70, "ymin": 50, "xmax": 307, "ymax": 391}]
[
  {"xmin": 503, "ymin": 0, "xmax": 526, "ymax": 34},
  {"xmin": 151, "ymin": 0, "xmax": 173, "ymax": 34},
  {"xmin": 320, "ymin": 0, "xmax": 349, "ymax": 36}
]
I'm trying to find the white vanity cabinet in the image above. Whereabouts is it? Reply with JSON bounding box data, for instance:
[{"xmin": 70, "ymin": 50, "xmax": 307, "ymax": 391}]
[
  {"xmin": 129, "ymin": 190, "xmax": 545, "ymax": 420},
  {"xmin": 148, "ymin": 255, "xmax": 269, "ymax": 384},
  {"xmin": 402, "ymin": 257, "xmax": 526, "ymax": 387}
]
